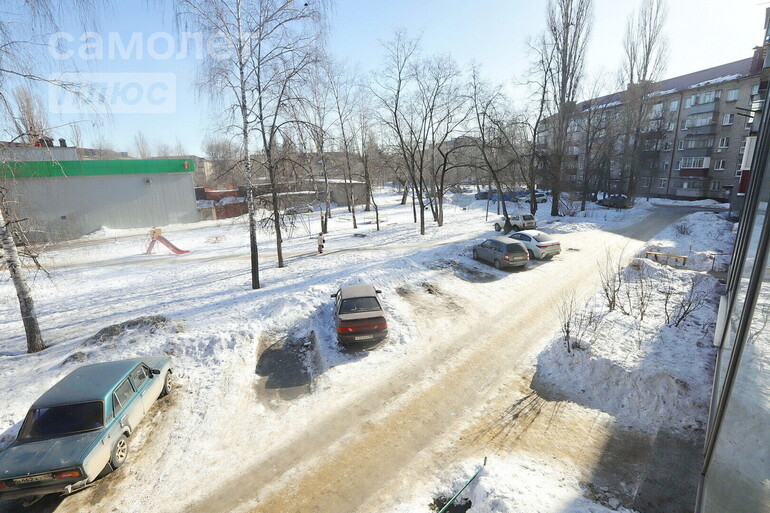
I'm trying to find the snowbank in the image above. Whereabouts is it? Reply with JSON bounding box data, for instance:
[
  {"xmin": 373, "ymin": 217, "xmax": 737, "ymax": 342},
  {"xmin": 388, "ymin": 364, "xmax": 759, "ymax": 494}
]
[
  {"xmin": 532, "ymin": 211, "xmax": 730, "ymax": 434},
  {"xmin": 647, "ymin": 211, "xmax": 735, "ymax": 271},
  {"xmin": 388, "ymin": 454, "xmax": 637, "ymax": 513}
]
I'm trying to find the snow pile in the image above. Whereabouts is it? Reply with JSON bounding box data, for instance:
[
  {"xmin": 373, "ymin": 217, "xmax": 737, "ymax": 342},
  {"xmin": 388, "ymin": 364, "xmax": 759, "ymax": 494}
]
[
  {"xmin": 532, "ymin": 212, "xmax": 730, "ymax": 433},
  {"xmin": 647, "ymin": 211, "xmax": 735, "ymax": 271},
  {"xmin": 688, "ymin": 74, "xmax": 742, "ymax": 89},
  {"xmin": 389, "ymin": 454, "xmax": 637, "ymax": 513}
]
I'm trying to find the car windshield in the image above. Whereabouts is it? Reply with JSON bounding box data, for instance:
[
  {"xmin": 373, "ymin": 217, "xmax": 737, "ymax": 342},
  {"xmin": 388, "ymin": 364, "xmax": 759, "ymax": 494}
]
[
  {"xmin": 523, "ymin": 215, "xmax": 535, "ymax": 221},
  {"xmin": 339, "ymin": 297, "xmax": 381, "ymax": 314},
  {"xmin": 533, "ymin": 233, "xmax": 553, "ymax": 242},
  {"xmin": 505, "ymin": 244, "xmax": 527, "ymax": 254},
  {"xmin": 17, "ymin": 402, "xmax": 104, "ymax": 440}
]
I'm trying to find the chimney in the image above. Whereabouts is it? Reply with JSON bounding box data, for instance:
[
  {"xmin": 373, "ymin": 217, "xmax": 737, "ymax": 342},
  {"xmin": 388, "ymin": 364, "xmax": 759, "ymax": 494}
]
[{"xmin": 59, "ymin": 138, "xmax": 67, "ymax": 147}]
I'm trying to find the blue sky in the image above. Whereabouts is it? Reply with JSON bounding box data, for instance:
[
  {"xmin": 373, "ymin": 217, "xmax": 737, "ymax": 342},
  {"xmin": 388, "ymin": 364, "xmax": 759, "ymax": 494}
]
[{"xmin": 32, "ymin": 0, "xmax": 769, "ymax": 156}]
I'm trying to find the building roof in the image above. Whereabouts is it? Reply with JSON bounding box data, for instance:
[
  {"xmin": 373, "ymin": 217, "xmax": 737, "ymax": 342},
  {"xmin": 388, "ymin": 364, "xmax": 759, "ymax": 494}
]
[
  {"xmin": 32, "ymin": 359, "xmax": 146, "ymax": 407},
  {"xmin": 580, "ymin": 58, "xmax": 757, "ymax": 111},
  {"xmin": 0, "ymin": 158, "xmax": 195, "ymax": 178}
]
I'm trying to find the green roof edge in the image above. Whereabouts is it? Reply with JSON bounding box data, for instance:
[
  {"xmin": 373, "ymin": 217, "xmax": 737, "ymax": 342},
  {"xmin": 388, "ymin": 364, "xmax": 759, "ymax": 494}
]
[{"xmin": 0, "ymin": 159, "xmax": 195, "ymax": 178}]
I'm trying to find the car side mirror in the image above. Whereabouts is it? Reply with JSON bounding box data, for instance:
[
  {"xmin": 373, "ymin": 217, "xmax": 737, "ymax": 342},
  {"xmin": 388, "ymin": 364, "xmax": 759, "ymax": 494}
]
[{"xmin": 150, "ymin": 368, "xmax": 161, "ymax": 375}]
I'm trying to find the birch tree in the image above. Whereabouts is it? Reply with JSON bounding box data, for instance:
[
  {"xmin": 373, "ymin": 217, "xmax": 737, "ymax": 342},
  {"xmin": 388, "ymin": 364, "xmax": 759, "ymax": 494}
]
[
  {"xmin": 179, "ymin": 0, "xmax": 325, "ymax": 281},
  {"xmin": 0, "ymin": 0, "xmax": 98, "ymax": 353}
]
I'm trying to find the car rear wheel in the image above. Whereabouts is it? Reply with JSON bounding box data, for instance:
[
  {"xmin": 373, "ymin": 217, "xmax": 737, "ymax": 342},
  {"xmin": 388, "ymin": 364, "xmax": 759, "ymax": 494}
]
[
  {"xmin": 111, "ymin": 435, "xmax": 129, "ymax": 469},
  {"xmin": 472, "ymin": 249, "xmax": 479, "ymax": 260},
  {"xmin": 160, "ymin": 371, "xmax": 172, "ymax": 397},
  {"xmin": 528, "ymin": 250, "xmax": 535, "ymax": 260},
  {"xmin": 493, "ymin": 223, "xmax": 501, "ymax": 232},
  {"xmin": 494, "ymin": 259, "xmax": 501, "ymax": 269}
]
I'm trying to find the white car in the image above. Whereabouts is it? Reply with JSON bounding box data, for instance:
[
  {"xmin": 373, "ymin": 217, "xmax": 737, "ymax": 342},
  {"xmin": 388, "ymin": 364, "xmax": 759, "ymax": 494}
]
[
  {"xmin": 508, "ymin": 230, "xmax": 561, "ymax": 260},
  {"xmin": 493, "ymin": 213, "xmax": 537, "ymax": 233}
]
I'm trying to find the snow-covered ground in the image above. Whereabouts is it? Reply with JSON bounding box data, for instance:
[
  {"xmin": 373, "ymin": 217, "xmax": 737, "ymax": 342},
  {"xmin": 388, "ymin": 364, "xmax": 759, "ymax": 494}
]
[
  {"xmin": 537, "ymin": 209, "xmax": 735, "ymax": 431},
  {"xmin": 0, "ymin": 192, "xmax": 730, "ymax": 512}
]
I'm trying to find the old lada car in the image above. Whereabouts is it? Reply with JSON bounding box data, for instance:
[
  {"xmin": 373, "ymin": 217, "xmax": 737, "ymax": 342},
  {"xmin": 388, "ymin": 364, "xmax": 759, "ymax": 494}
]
[{"xmin": 0, "ymin": 356, "xmax": 172, "ymax": 501}]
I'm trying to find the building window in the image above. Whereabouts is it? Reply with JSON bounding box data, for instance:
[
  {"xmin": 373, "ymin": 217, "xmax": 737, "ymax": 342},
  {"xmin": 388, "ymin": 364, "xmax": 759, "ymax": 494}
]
[
  {"xmin": 658, "ymin": 178, "xmax": 668, "ymax": 188},
  {"xmin": 675, "ymin": 160, "xmax": 681, "ymax": 170},
  {"xmin": 718, "ymin": 137, "xmax": 730, "ymax": 148},
  {"xmin": 710, "ymin": 180, "xmax": 721, "ymax": 191},
  {"xmin": 735, "ymin": 169, "xmax": 743, "ymax": 178},
  {"xmin": 662, "ymin": 160, "xmax": 670, "ymax": 170},
  {"xmin": 726, "ymin": 89, "xmax": 739, "ymax": 102},
  {"xmin": 686, "ymin": 112, "xmax": 713, "ymax": 128},
  {"xmin": 666, "ymin": 122, "xmax": 675, "ymax": 131},
  {"xmin": 640, "ymin": 177, "xmax": 651, "ymax": 187},
  {"xmin": 681, "ymin": 156, "xmax": 708, "ymax": 169},
  {"xmin": 751, "ymin": 84, "xmax": 760, "ymax": 96},
  {"xmin": 651, "ymin": 103, "xmax": 663, "ymax": 118},
  {"xmin": 739, "ymin": 136, "xmax": 747, "ymax": 153},
  {"xmin": 669, "ymin": 99, "xmax": 679, "ymax": 111},
  {"xmin": 663, "ymin": 141, "xmax": 673, "ymax": 151},
  {"xmin": 644, "ymin": 139, "xmax": 660, "ymax": 151},
  {"xmin": 723, "ymin": 113, "xmax": 735, "ymax": 125},
  {"xmin": 678, "ymin": 140, "xmax": 684, "ymax": 150},
  {"xmin": 687, "ymin": 90, "xmax": 719, "ymax": 108},
  {"xmin": 685, "ymin": 137, "xmax": 713, "ymax": 149},
  {"xmin": 715, "ymin": 159, "xmax": 726, "ymax": 170}
]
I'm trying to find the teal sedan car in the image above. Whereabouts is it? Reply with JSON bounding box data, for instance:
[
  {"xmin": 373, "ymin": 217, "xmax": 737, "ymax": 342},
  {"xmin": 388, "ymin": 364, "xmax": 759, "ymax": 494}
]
[{"xmin": 0, "ymin": 356, "xmax": 172, "ymax": 501}]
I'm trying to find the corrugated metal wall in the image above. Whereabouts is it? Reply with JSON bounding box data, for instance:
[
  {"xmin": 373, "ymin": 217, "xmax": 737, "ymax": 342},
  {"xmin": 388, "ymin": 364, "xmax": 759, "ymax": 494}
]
[{"xmin": 4, "ymin": 173, "xmax": 198, "ymax": 240}]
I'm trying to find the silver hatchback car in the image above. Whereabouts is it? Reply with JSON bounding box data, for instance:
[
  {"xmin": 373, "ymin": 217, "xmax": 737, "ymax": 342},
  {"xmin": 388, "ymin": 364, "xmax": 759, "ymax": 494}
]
[{"xmin": 472, "ymin": 237, "xmax": 529, "ymax": 269}]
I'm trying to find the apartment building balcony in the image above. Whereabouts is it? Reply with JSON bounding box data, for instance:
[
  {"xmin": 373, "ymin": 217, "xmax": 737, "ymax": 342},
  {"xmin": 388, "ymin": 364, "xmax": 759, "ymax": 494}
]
[
  {"xmin": 680, "ymin": 168, "xmax": 709, "ymax": 177},
  {"xmin": 685, "ymin": 124, "xmax": 717, "ymax": 136},
  {"xmin": 689, "ymin": 100, "xmax": 719, "ymax": 115},
  {"xmin": 681, "ymin": 148, "xmax": 711, "ymax": 158}
]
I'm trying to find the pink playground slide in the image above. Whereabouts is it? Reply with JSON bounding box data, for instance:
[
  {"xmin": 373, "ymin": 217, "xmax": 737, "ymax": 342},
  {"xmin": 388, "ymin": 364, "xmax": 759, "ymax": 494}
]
[{"xmin": 145, "ymin": 229, "xmax": 190, "ymax": 255}]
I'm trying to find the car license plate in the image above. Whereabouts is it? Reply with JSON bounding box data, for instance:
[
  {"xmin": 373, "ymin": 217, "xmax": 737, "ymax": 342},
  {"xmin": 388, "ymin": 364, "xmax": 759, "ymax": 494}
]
[
  {"xmin": 355, "ymin": 335, "xmax": 374, "ymax": 341},
  {"xmin": 14, "ymin": 474, "xmax": 52, "ymax": 484}
]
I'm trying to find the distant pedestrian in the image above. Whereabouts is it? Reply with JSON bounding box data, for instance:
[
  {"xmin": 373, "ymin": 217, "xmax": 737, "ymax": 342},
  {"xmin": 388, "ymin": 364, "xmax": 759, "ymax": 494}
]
[{"xmin": 317, "ymin": 232, "xmax": 325, "ymax": 254}]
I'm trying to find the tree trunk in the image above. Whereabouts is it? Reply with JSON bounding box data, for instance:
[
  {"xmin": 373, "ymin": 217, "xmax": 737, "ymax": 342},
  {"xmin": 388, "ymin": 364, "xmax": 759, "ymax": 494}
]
[{"xmin": 0, "ymin": 207, "xmax": 45, "ymax": 353}]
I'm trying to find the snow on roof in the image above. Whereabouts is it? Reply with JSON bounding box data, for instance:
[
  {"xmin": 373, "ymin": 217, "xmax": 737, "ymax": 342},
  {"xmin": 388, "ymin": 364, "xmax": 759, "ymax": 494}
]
[
  {"xmin": 688, "ymin": 73, "xmax": 743, "ymax": 89},
  {"xmin": 579, "ymin": 57, "xmax": 756, "ymax": 110}
]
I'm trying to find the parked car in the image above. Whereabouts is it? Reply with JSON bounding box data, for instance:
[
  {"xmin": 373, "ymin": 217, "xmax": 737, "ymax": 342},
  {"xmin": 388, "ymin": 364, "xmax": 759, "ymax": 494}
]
[
  {"xmin": 508, "ymin": 230, "xmax": 561, "ymax": 260},
  {"xmin": 525, "ymin": 192, "xmax": 548, "ymax": 203},
  {"xmin": 490, "ymin": 191, "xmax": 513, "ymax": 201},
  {"xmin": 332, "ymin": 284, "xmax": 388, "ymax": 345},
  {"xmin": 474, "ymin": 190, "xmax": 491, "ymax": 200},
  {"xmin": 472, "ymin": 237, "xmax": 529, "ymax": 269},
  {"xmin": 284, "ymin": 204, "xmax": 314, "ymax": 215},
  {"xmin": 493, "ymin": 213, "xmax": 537, "ymax": 233},
  {"xmin": 0, "ymin": 357, "xmax": 173, "ymax": 502},
  {"xmin": 597, "ymin": 194, "xmax": 632, "ymax": 209}
]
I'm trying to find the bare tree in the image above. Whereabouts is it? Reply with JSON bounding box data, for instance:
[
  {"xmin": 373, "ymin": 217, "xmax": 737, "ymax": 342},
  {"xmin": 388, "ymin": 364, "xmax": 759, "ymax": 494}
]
[
  {"xmin": 544, "ymin": 0, "xmax": 593, "ymax": 216},
  {"xmin": 178, "ymin": 0, "xmax": 326, "ymax": 283},
  {"xmin": 521, "ymin": 34, "xmax": 555, "ymax": 215},
  {"xmin": 326, "ymin": 58, "xmax": 360, "ymax": 229},
  {"xmin": 374, "ymin": 31, "xmax": 457, "ymax": 235},
  {"xmin": 575, "ymin": 75, "xmax": 620, "ymax": 210},
  {"xmin": 0, "ymin": 0, "xmax": 98, "ymax": 353},
  {"xmin": 468, "ymin": 67, "xmax": 519, "ymax": 230},
  {"xmin": 204, "ymin": 137, "xmax": 242, "ymax": 186},
  {"xmin": 9, "ymin": 85, "xmax": 49, "ymax": 144},
  {"xmin": 619, "ymin": 0, "xmax": 668, "ymax": 198},
  {"xmin": 134, "ymin": 130, "xmax": 152, "ymax": 158}
]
